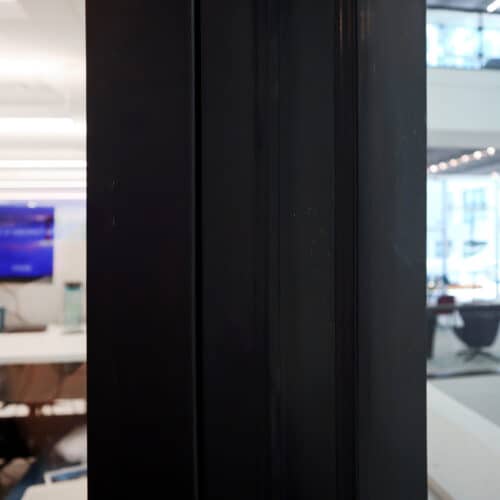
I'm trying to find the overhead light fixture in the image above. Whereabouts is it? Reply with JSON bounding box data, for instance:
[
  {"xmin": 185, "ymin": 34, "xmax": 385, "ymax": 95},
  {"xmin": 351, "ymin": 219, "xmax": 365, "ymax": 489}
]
[
  {"xmin": 427, "ymin": 147, "xmax": 495, "ymax": 175},
  {"xmin": 487, "ymin": 0, "xmax": 500, "ymax": 13},
  {"xmin": 0, "ymin": 59, "xmax": 63, "ymax": 79},
  {"xmin": 0, "ymin": 180, "xmax": 86, "ymax": 189},
  {"xmin": 0, "ymin": 170, "xmax": 86, "ymax": 180},
  {"xmin": 0, "ymin": 160, "xmax": 86, "ymax": 169},
  {"xmin": 0, "ymin": 191, "xmax": 86, "ymax": 201},
  {"xmin": 0, "ymin": 118, "xmax": 85, "ymax": 136}
]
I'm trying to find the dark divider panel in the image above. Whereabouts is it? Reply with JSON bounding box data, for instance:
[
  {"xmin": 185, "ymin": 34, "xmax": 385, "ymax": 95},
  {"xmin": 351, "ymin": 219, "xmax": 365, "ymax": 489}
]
[
  {"xmin": 87, "ymin": 1, "xmax": 197, "ymax": 498},
  {"xmin": 357, "ymin": 0, "xmax": 427, "ymax": 498}
]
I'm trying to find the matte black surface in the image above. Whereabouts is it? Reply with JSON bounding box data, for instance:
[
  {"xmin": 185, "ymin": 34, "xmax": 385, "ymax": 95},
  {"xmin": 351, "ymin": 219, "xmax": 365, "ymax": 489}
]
[
  {"xmin": 357, "ymin": 0, "xmax": 427, "ymax": 498},
  {"xmin": 278, "ymin": 0, "xmax": 337, "ymax": 498},
  {"xmin": 87, "ymin": 1, "xmax": 197, "ymax": 498},
  {"xmin": 199, "ymin": 1, "xmax": 272, "ymax": 497},
  {"xmin": 86, "ymin": 0, "xmax": 427, "ymax": 498},
  {"xmin": 333, "ymin": 0, "xmax": 359, "ymax": 496},
  {"xmin": 200, "ymin": 0, "xmax": 340, "ymax": 497}
]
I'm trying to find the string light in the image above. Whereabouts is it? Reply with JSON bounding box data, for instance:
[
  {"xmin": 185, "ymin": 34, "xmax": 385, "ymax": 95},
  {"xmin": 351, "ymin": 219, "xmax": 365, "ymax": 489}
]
[{"xmin": 427, "ymin": 147, "xmax": 498, "ymax": 175}]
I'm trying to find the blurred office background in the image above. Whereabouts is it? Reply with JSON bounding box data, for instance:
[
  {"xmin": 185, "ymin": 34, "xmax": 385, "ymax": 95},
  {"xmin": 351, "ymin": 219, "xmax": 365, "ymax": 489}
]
[
  {"xmin": 0, "ymin": 1, "xmax": 86, "ymax": 499},
  {"xmin": 426, "ymin": 2, "xmax": 500, "ymax": 499}
]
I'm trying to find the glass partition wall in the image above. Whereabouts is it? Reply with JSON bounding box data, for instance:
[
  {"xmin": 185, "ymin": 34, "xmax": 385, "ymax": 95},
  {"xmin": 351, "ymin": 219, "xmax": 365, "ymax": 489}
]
[{"xmin": 0, "ymin": 1, "xmax": 86, "ymax": 498}]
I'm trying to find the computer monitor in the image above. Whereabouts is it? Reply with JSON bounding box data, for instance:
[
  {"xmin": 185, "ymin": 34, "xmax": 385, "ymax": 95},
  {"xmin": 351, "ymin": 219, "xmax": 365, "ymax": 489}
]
[{"xmin": 0, "ymin": 205, "xmax": 55, "ymax": 282}]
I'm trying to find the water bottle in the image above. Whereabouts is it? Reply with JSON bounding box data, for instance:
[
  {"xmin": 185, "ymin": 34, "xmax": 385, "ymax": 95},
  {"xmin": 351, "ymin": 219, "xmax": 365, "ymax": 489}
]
[
  {"xmin": 0, "ymin": 307, "xmax": 5, "ymax": 333},
  {"xmin": 64, "ymin": 282, "xmax": 83, "ymax": 332}
]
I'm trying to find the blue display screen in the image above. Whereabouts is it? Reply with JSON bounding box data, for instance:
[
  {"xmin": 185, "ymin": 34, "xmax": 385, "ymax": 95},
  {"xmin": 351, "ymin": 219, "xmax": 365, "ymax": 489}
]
[{"xmin": 0, "ymin": 206, "xmax": 54, "ymax": 281}]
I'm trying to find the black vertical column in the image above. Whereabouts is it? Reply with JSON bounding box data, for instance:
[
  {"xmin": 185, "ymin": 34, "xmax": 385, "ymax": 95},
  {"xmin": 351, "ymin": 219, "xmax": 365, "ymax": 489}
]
[
  {"xmin": 199, "ymin": 1, "xmax": 273, "ymax": 497},
  {"xmin": 87, "ymin": 0, "xmax": 427, "ymax": 498},
  {"xmin": 357, "ymin": 0, "xmax": 427, "ymax": 498},
  {"xmin": 87, "ymin": 1, "xmax": 197, "ymax": 498},
  {"xmin": 278, "ymin": 0, "xmax": 337, "ymax": 498}
]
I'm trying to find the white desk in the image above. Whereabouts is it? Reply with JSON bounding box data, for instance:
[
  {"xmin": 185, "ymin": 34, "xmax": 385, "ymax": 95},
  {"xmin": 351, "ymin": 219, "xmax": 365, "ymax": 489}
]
[
  {"xmin": 0, "ymin": 325, "xmax": 86, "ymax": 366},
  {"xmin": 428, "ymin": 382, "xmax": 500, "ymax": 500},
  {"xmin": 23, "ymin": 478, "xmax": 87, "ymax": 500}
]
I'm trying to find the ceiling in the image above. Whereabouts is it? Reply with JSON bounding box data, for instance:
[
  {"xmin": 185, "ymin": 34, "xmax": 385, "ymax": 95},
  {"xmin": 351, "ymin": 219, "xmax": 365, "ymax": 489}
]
[
  {"xmin": 0, "ymin": 0, "xmax": 85, "ymax": 160},
  {"xmin": 0, "ymin": 0, "xmax": 85, "ymax": 201},
  {"xmin": 427, "ymin": 0, "xmax": 494, "ymax": 10}
]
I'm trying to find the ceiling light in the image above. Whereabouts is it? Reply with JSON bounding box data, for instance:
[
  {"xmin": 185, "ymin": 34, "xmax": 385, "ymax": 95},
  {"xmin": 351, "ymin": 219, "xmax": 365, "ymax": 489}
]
[
  {"xmin": 0, "ymin": 180, "xmax": 86, "ymax": 189},
  {"xmin": 449, "ymin": 159, "xmax": 459, "ymax": 167},
  {"xmin": 487, "ymin": 0, "xmax": 500, "ymax": 13},
  {"xmin": 0, "ymin": 118, "xmax": 84, "ymax": 136},
  {"xmin": 473, "ymin": 151, "xmax": 483, "ymax": 160},
  {"xmin": 0, "ymin": 59, "xmax": 63, "ymax": 79},
  {"xmin": 0, "ymin": 170, "xmax": 86, "ymax": 180},
  {"xmin": 439, "ymin": 162, "xmax": 448, "ymax": 170},
  {"xmin": 0, "ymin": 191, "xmax": 86, "ymax": 201},
  {"xmin": 429, "ymin": 165, "xmax": 439, "ymax": 173},
  {"xmin": 487, "ymin": 147, "xmax": 496, "ymax": 156},
  {"xmin": 461, "ymin": 155, "xmax": 471, "ymax": 163},
  {"xmin": 492, "ymin": 172, "xmax": 499, "ymax": 178},
  {"xmin": 0, "ymin": 160, "xmax": 86, "ymax": 169}
]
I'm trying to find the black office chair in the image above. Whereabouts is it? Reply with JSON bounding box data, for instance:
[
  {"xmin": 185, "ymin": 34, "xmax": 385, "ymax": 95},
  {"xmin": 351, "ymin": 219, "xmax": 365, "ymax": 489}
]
[
  {"xmin": 485, "ymin": 58, "xmax": 500, "ymax": 70},
  {"xmin": 426, "ymin": 308, "xmax": 437, "ymax": 359},
  {"xmin": 427, "ymin": 295, "xmax": 457, "ymax": 360},
  {"xmin": 454, "ymin": 307, "xmax": 500, "ymax": 362}
]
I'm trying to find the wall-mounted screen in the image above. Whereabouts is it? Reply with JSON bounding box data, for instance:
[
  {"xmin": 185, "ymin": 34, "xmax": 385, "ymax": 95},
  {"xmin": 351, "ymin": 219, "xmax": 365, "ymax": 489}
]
[{"xmin": 0, "ymin": 205, "xmax": 54, "ymax": 281}]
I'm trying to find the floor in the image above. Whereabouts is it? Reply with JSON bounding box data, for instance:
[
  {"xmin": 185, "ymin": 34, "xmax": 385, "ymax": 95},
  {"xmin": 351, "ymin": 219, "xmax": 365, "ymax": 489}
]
[
  {"xmin": 432, "ymin": 374, "xmax": 500, "ymax": 427},
  {"xmin": 428, "ymin": 326, "xmax": 500, "ymax": 378}
]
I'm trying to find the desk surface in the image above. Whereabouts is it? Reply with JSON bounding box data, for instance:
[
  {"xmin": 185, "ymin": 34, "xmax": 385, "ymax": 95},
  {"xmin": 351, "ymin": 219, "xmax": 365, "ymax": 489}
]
[
  {"xmin": 23, "ymin": 478, "xmax": 87, "ymax": 500},
  {"xmin": 0, "ymin": 325, "xmax": 86, "ymax": 366},
  {"xmin": 428, "ymin": 382, "xmax": 500, "ymax": 500}
]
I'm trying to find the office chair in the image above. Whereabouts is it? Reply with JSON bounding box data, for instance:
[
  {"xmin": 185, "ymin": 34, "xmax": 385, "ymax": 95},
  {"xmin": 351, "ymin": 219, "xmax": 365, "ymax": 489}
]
[
  {"xmin": 485, "ymin": 58, "xmax": 500, "ymax": 70},
  {"xmin": 454, "ymin": 307, "xmax": 500, "ymax": 363},
  {"xmin": 426, "ymin": 295, "xmax": 458, "ymax": 360},
  {"xmin": 437, "ymin": 294, "xmax": 455, "ymax": 310},
  {"xmin": 426, "ymin": 308, "xmax": 437, "ymax": 359}
]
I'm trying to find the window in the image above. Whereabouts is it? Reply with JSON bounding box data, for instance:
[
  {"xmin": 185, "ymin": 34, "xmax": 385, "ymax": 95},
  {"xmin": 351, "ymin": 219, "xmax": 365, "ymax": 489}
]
[
  {"xmin": 435, "ymin": 239, "xmax": 452, "ymax": 258},
  {"xmin": 427, "ymin": 9, "xmax": 500, "ymax": 70},
  {"xmin": 463, "ymin": 188, "xmax": 487, "ymax": 224}
]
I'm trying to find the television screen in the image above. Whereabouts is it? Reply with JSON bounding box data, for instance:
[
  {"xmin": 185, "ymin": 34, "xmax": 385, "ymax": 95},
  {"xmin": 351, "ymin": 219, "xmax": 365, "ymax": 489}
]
[{"xmin": 0, "ymin": 205, "xmax": 54, "ymax": 281}]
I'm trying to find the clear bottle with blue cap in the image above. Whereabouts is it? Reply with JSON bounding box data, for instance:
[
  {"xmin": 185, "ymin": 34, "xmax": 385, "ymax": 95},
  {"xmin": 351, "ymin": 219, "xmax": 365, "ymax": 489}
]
[{"xmin": 64, "ymin": 282, "xmax": 83, "ymax": 332}]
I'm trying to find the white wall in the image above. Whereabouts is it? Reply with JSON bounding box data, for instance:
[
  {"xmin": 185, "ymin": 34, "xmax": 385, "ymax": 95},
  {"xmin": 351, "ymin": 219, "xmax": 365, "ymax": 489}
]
[
  {"xmin": 428, "ymin": 68, "xmax": 500, "ymax": 149},
  {"xmin": 0, "ymin": 201, "xmax": 86, "ymax": 327}
]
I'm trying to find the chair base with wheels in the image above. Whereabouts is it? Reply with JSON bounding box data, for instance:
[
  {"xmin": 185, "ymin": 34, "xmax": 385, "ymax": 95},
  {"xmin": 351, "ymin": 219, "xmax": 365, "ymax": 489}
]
[{"xmin": 457, "ymin": 348, "xmax": 500, "ymax": 363}]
